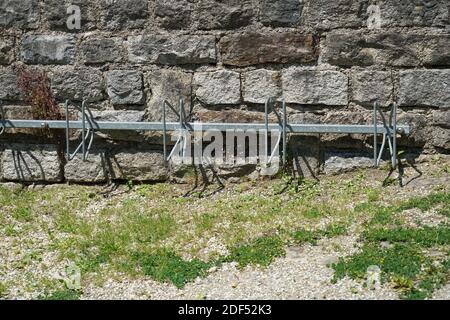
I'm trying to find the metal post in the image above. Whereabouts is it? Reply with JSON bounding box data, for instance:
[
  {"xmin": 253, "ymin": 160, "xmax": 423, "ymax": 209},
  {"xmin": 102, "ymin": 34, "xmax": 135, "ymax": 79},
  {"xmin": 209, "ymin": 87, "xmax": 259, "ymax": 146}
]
[
  {"xmin": 392, "ymin": 102, "xmax": 397, "ymax": 169},
  {"xmin": 0, "ymin": 104, "xmax": 5, "ymax": 136},
  {"xmin": 265, "ymin": 98, "xmax": 270, "ymax": 159},
  {"xmin": 65, "ymin": 100, "xmax": 70, "ymax": 159},
  {"xmin": 81, "ymin": 100, "xmax": 86, "ymax": 161},
  {"xmin": 373, "ymin": 101, "xmax": 378, "ymax": 167},
  {"xmin": 282, "ymin": 99, "xmax": 287, "ymax": 167},
  {"xmin": 162, "ymin": 101, "xmax": 167, "ymax": 162}
]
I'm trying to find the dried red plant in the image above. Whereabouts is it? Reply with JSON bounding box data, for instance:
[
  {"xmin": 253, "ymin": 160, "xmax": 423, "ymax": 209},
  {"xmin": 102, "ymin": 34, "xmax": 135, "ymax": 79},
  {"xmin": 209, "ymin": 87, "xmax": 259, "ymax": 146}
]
[{"xmin": 16, "ymin": 65, "xmax": 63, "ymax": 121}]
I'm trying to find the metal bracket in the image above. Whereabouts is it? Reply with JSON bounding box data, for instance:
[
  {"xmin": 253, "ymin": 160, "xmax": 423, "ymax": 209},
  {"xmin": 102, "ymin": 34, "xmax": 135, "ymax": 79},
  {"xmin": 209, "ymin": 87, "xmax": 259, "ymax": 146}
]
[
  {"xmin": 373, "ymin": 101, "xmax": 399, "ymax": 169},
  {"xmin": 65, "ymin": 100, "xmax": 96, "ymax": 162},
  {"xmin": 0, "ymin": 104, "xmax": 5, "ymax": 136},
  {"xmin": 162, "ymin": 98, "xmax": 189, "ymax": 164},
  {"xmin": 264, "ymin": 97, "xmax": 288, "ymax": 167}
]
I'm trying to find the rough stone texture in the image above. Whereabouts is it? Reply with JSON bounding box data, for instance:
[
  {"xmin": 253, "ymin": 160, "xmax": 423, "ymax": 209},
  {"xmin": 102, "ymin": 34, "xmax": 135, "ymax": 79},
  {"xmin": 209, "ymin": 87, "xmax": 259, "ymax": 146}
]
[
  {"xmin": 106, "ymin": 70, "xmax": 144, "ymax": 106},
  {"xmin": 127, "ymin": 35, "xmax": 216, "ymax": 65},
  {"xmin": 0, "ymin": 0, "xmax": 39, "ymax": 29},
  {"xmin": 351, "ymin": 71, "xmax": 393, "ymax": 106},
  {"xmin": 302, "ymin": 0, "xmax": 369, "ymax": 30},
  {"xmin": 155, "ymin": 0, "xmax": 193, "ymax": 30},
  {"xmin": 65, "ymin": 153, "xmax": 107, "ymax": 183},
  {"xmin": 196, "ymin": 0, "xmax": 254, "ymax": 30},
  {"xmin": 380, "ymin": 0, "xmax": 449, "ymax": 28},
  {"xmin": 431, "ymin": 127, "xmax": 450, "ymax": 150},
  {"xmin": 282, "ymin": 69, "xmax": 348, "ymax": 106},
  {"xmin": 51, "ymin": 67, "xmax": 104, "ymax": 102},
  {"xmin": 21, "ymin": 35, "xmax": 75, "ymax": 65},
  {"xmin": 398, "ymin": 70, "xmax": 450, "ymax": 108},
  {"xmin": 100, "ymin": 0, "xmax": 149, "ymax": 30},
  {"xmin": 45, "ymin": 0, "xmax": 96, "ymax": 31},
  {"xmin": 242, "ymin": 69, "xmax": 282, "ymax": 104},
  {"xmin": 220, "ymin": 32, "xmax": 318, "ymax": 67},
  {"xmin": 0, "ymin": 37, "xmax": 14, "ymax": 65},
  {"xmin": 146, "ymin": 69, "xmax": 192, "ymax": 121},
  {"xmin": 433, "ymin": 110, "xmax": 450, "ymax": 128},
  {"xmin": 1, "ymin": 144, "xmax": 63, "ymax": 182},
  {"xmin": 0, "ymin": 69, "xmax": 21, "ymax": 101},
  {"xmin": 260, "ymin": 0, "xmax": 303, "ymax": 27},
  {"xmin": 108, "ymin": 150, "xmax": 168, "ymax": 181},
  {"xmin": 324, "ymin": 32, "xmax": 450, "ymax": 67},
  {"xmin": 194, "ymin": 70, "xmax": 241, "ymax": 105},
  {"xmin": 323, "ymin": 152, "xmax": 375, "ymax": 174},
  {"xmin": 80, "ymin": 37, "xmax": 123, "ymax": 64},
  {"xmin": 91, "ymin": 110, "xmax": 146, "ymax": 142}
]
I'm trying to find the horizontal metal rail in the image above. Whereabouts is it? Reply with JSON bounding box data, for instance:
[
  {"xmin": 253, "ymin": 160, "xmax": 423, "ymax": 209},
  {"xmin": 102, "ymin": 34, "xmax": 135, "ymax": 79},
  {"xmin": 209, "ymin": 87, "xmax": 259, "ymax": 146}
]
[{"xmin": 0, "ymin": 120, "xmax": 410, "ymax": 135}]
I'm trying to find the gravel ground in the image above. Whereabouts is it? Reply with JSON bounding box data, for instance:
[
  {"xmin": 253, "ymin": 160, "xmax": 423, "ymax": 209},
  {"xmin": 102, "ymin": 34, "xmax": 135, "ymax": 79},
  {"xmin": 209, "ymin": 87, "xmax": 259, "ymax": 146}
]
[{"xmin": 82, "ymin": 235, "xmax": 399, "ymax": 300}]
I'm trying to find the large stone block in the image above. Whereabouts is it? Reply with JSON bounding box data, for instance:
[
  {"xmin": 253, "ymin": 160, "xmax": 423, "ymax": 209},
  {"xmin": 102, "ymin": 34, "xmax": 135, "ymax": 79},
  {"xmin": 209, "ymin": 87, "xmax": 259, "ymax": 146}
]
[
  {"xmin": 323, "ymin": 151, "xmax": 375, "ymax": 174},
  {"xmin": 399, "ymin": 70, "xmax": 450, "ymax": 108},
  {"xmin": 0, "ymin": 0, "xmax": 39, "ymax": 29},
  {"xmin": 0, "ymin": 69, "xmax": 21, "ymax": 101},
  {"xmin": 108, "ymin": 150, "xmax": 169, "ymax": 181},
  {"xmin": 90, "ymin": 110, "xmax": 146, "ymax": 142},
  {"xmin": 193, "ymin": 70, "xmax": 241, "ymax": 105},
  {"xmin": 302, "ymin": 0, "xmax": 369, "ymax": 30},
  {"xmin": 433, "ymin": 110, "xmax": 450, "ymax": 128},
  {"xmin": 51, "ymin": 67, "xmax": 104, "ymax": 102},
  {"xmin": 220, "ymin": 32, "xmax": 318, "ymax": 67},
  {"xmin": 80, "ymin": 37, "xmax": 123, "ymax": 64},
  {"xmin": 431, "ymin": 127, "xmax": 450, "ymax": 150},
  {"xmin": 1, "ymin": 144, "xmax": 63, "ymax": 182},
  {"xmin": 195, "ymin": 0, "xmax": 254, "ymax": 30},
  {"xmin": 260, "ymin": 0, "xmax": 303, "ymax": 27},
  {"xmin": 380, "ymin": 0, "xmax": 449, "ymax": 28},
  {"xmin": 106, "ymin": 70, "xmax": 144, "ymax": 106},
  {"xmin": 0, "ymin": 37, "xmax": 14, "ymax": 65},
  {"xmin": 351, "ymin": 71, "xmax": 393, "ymax": 106},
  {"xmin": 100, "ymin": 0, "xmax": 149, "ymax": 30},
  {"xmin": 155, "ymin": 0, "xmax": 193, "ymax": 29},
  {"xmin": 65, "ymin": 152, "xmax": 108, "ymax": 183},
  {"xmin": 127, "ymin": 35, "xmax": 216, "ymax": 65},
  {"xmin": 324, "ymin": 31, "xmax": 450, "ymax": 67},
  {"xmin": 44, "ymin": 0, "xmax": 96, "ymax": 31},
  {"xmin": 146, "ymin": 69, "xmax": 192, "ymax": 121},
  {"xmin": 282, "ymin": 69, "xmax": 348, "ymax": 106},
  {"xmin": 242, "ymin": 69, "xmax": 282, "ymax": 104},
  {"xmin": 21, "ymin": 35, "xmax": 75, "ymax": 65}
]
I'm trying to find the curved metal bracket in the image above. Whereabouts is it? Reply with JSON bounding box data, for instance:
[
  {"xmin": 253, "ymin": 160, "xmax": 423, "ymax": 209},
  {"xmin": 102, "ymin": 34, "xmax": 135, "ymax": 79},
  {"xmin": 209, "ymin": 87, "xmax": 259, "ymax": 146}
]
[
  {"xmin": 65, "ymin": 100, "xmax": 95, "ymax": 162},
  {"xmin": 373, "ymin": 101, "xmax": 400, "ymax": 169}
]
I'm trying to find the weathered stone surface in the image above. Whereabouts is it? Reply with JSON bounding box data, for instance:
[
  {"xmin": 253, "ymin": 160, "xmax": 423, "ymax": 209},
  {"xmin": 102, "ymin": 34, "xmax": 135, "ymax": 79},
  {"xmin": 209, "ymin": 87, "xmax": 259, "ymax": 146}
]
[
  {"xmin": 100, "ymin": 0, "xmax": 149, "ymax": 30},
  {"xmin": 196, "ymin": 0, "xmax": 254, "ymax": 30},
  {"xmin": 193, "ymin": 106, "xmax": 273, "ymax": 123},
  {"xmin": 220, "ymin": 32, "xmax": 318, "ymax": 67},
  {"xmin": 397, "ymin": 112, "xmax": 429, "ymax": 148},
  {"xmin": 242, "ymin": 69, "xmax": 281, "ymax": 104},
  {"xmin": 90, "ymin": 110, "xmax": 145, "ymax": 142},
  {"xmin": 0, "ymin": 0, "xmax": 39, "ymax": 29},
  {"xmin": 21, "ymin": 35, "xmax": 75, "ymax": 65},
  {"xmin": 324, "ymin": 31, "xmax": 450, "ymax": 67},
  {"xmin": 45, "ymin": 0, "xmax": 96, "ymax": 31},
  {"xmin": 108, "ymin": 150, "xmax": 168, "ymax": 181},
  {"xmin": 302, "ymin": 0, "xmax": 369, "ymax": 30},
  {"xmin": 155, "ymin": 0, "xmax": 193, "ymax": 29},
  {"xmin": 65, "ymin": 153, "xmax": 107, "ymax": 183},
  {"xmin": 146, "ymin": 69, "xmax": 192, "ymax": 121},
  {"xmin": 433, "ymin": 110, "xmax": 450, "ymax": 128},
  {"xmin": 1, "ymin": 144, "xmax": 63, "ymax": 182},
  {"xmin": 260, "ymin": 0, "xmax": 303, "ymax": 27},
  {"xmin": 80, "ymin": 37, "xmax": 123, "ymax": 64},
  {"xmin": 194, "ymin": 70, "xmax": 241, "ymax": 105},
  {"xmin": 0, "ymin": 69, "xmax": 21, "ymax": 101},
  {"xmin": 127, "ymin": 35, "xmax": 216, "ymax": 65},
  {"xmin": 431, "ymin": 127, "xmax": 450, "ymax": 150},
  {"xmin": 399, "ymin": 70, "xmax": 450, "ymax": 108},
  {"xmin": 289, "ymin": 135, "xmax": 320, "ymax": 178},
  {"xmin": 323, "ymin": 151, "xmax": 375, "ymax": 174},
  {"xmin": 282, "ymin": 69, "xmax": 348, "ymax": 106},
  {"xmin": 351, "ymin": 71, "xmax": 393, "ymax": 106},
  {"xmin": 380, "ymin": 0, "xmax": 449, "ymax": 28},
  {"xmin": 106, "ymin": 70, "xmax": 144, "ymax": 105},
  {"xmin": 0, "ymin": 37, "xmax": 14, "ymax": 64},
  {"xmin": 51, "ymin": 67, "xmax": 104, "ymax": 102}
]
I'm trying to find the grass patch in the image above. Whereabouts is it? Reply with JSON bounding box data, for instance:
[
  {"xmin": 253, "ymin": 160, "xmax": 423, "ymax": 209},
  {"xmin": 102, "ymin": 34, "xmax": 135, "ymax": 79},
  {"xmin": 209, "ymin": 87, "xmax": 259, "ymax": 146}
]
[
  {"xmin": 139, "ymin": 250, "xmax": 212, "ymax": 289},
  {"xmin": 225, "ymin": 236, "xmax": 285, "ymax": 268},
  {"xmin": 40, "ymin": 289, "xmax": 81, "ymax": 300},
  {"xmin": 0, "ymin": 282, "xmax": 8, "ymax": 298}
]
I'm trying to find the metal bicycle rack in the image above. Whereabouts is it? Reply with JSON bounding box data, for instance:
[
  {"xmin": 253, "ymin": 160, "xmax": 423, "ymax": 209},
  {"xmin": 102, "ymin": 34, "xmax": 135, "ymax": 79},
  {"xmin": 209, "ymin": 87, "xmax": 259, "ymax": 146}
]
[{"xmin": 0, "ymin": 98, "xmax": 409, "ymax": 170}]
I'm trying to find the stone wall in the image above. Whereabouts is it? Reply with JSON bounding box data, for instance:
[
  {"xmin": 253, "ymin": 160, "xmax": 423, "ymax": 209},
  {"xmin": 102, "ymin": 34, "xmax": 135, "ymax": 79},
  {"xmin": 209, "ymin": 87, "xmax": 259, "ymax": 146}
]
[{"xmin": 0, "ymin": 0, "xmax": 449, "ymax": 183}]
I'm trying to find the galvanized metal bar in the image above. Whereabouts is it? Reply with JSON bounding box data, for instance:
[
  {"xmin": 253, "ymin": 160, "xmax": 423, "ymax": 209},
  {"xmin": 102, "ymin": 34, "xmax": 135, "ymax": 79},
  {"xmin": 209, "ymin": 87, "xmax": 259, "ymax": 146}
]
[
  {"xmin": 162, "ymin": 100, "xmax": 167, "ymax": 162},
  {"xmin": 282, "ymin": 99, "xmax": 287, "ymax": 167},
  {"xmin": 81, "ymin": 100, "xmax": 86, "ymax": 161},
  {"xmin": 264, "ymin": 98, "xmax": 269, "ymax": 159},
  {"xmin": 392, "ymin": 102, "xmax": 397, "ymax": 169},
  {"xmin": 373, "ymin": 101, "xmax": 378, "ymax": 167},
  {"xmin": 65, "ymin": 100, "xmax": 70, "ymax": 159},
  {"xmin": 1, "ymin": 120, "xmax": 411, "ymax": 135},
  {"xmin": 0, "ymin": 104, "xmax": 5, "ymax": 136}
]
